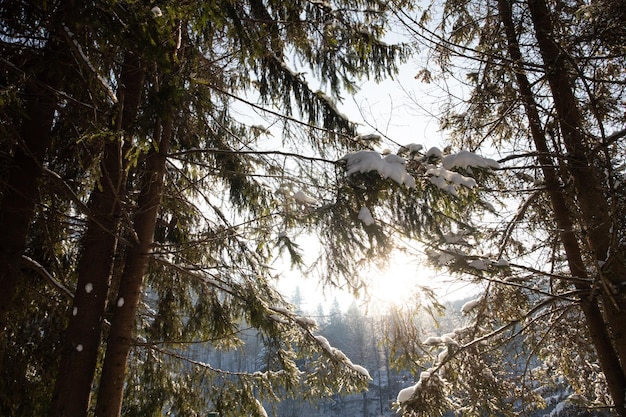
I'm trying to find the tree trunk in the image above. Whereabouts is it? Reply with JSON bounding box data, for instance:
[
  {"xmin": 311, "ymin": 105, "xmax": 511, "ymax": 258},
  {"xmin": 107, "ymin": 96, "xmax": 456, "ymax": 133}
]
[
  {"xmin": 498, "ymin": 0, "xmax": 626, "ymax": 414},
  {"xmin": 50, "ymin": 52, "xmax": 145, "ymax": 417},
  {"xmin": 527, "ymin": 0, "xmax": 626, "ymax": 381},
  {"xmin": 95, "ymin": 116, "xmax": 172, "ymax": 417}
]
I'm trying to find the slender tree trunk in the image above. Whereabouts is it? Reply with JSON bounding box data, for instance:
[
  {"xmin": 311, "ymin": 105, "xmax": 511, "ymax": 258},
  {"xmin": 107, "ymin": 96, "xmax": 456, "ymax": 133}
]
[
  {"xmin": 95, "ymin": 116, "xmax": 172, "ymax": 417},
  {"xmin": 527, "ymin": 0, "xmax": 626, "ymax": 376},
  {"xmin": 498, "ymin": 1, "xmax": 626, "ymax": 414},
  {"xmin": 50, "ymin": 52, "xmax": 145, "ymax": 417}
]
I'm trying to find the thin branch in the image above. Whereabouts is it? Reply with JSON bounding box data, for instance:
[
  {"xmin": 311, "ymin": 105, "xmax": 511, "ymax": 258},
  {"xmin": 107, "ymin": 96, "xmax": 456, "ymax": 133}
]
[
  {"xmin": 21, "ymin": 255, "xmax": 74, "ymax": 299},
  {"xmin": 169, "ymin": 147, "xmax": 339, "ymax": 165},
  {"xmin": 63, "ymin": 25, "xmax": 118, "ymax": 104}
]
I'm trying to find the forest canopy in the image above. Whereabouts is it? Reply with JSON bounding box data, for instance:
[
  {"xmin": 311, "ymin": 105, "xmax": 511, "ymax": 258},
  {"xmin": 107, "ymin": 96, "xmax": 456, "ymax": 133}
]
[{"xmin": 1, "ymin": 0, "xmax": 626, "ymax": 416}]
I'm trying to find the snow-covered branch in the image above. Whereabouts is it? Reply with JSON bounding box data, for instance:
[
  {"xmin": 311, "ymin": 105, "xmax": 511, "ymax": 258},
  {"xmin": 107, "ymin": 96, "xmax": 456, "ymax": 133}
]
[{"xmin": 63, "ymin": 25, "xmax": 118, "ymax": 104}]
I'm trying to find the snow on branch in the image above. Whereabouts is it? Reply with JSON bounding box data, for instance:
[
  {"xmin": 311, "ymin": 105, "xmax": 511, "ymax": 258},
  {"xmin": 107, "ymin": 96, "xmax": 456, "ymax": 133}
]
[
  {"xmin": 314, "ymin": 335, "xmax": 372, "ymax": 380},
  {"xmin": 442, "ymin": 150, "xmax": 500, "ymax": 170},
  {"xmin": 460, "ymin": 296, "xmax": 484, "ymax": 315},
  {"xmin": 342, "ymin": 147, "xmax": 500, "ymax": 196},
  {"xmin": 63, "ymin": 25, "xmax": 118, "ymax": 104},
  {"xmin": 342, "ymin": 150, "xmax": 416, "ymax": 188}
]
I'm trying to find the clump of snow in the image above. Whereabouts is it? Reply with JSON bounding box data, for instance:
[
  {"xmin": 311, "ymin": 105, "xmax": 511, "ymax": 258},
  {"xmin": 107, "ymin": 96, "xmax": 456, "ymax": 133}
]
[
  {"xmin": 358, "ymin": 206, "xmax": 375, "ymax": 226},
  {"xmin": 76, "ymin": 344, "xmax": 84, "ymax": 352},
  {"xmin": 343, "ymin": 150, "xmax": 416, "ymax": 188},
  {"xmin": 567, "ymin": 393, "xmax": 588, "ymax": 404},
  {"xmin": 332, "ymin": 347, "xmax": 348, "ymax": 361},
  {"xmin": 427, "ymin": 166, "xmax": 477, "ymax": 196},
  {"xmin": 270, "ymin": 306, "xmax": 291, "ymax": 316},
  {"xmin": 396, "ymin": 370, "xmax": 434, "ymax": 403},
  {"xmin": 428, "ymin": 175, "xmax": 458, "ymax": 196},
  {"xmin": 468, "ymin": 259, "xmax": 488, "ymax": 270},
  {"xmin": 269, "ymin": 305, "xmax": 294, "ymax": 324},
  {"xmin": 442, "ymin": 150, "xmax": 500, "ymax": 170},
  {"xmin": 254, "ymin": 399, "xmax": 268, "ymax": 417},
  {"xmin": 270, "ymin": 314, "xmax": 289, "ymax": 324},
  {"xmin": 344, "ymin": 148, "xmax": 496, "ymax": 195},
  {"xmin": 271, "ymin": 305, "xmax": 292, "ymax": 315},
  {"xmin": 427, "ymin": 167, "xmax": 477, "ymax": 188},
  {"xmin": 72, "ymin": 307, "xmax": 78, "ymax": 316},
  {"xmin": 423, "ymin": 336, "xmax": 442, "ymax": 346},
  {"xmin": 406, "ymin": 143, "xmax": 423, "ymax": 153},
  {"xmin": 351, "ymin": 364, "xmax": 371, "ymax": 379},
  {"xmin": 117, "ymin": 297, "xmax": 125, "ymax": 307},
  {"xmin": 316, "ymin": 334, "xmax": 371, "ymax": 380},
  {"xmin": 85, "ymin": 283, "xmax": 93, "ymax": 294},
  {"xmin": 425, "ymin": 147, "xmax": 443, "ymax": 159},
  {"xmin": 397, "ymin": 385, "xmax": 416, "ymax": 403},
  {"xmin": 151, "ymin": 6, "xmax": 163, "ymax": 17},
  {"xmin": 315, "ymin": 335, "xmax": 332, "ymax": 352},
  {"xmin": 425, "ymin": 333, "xmax": 458, "ymax": 349},
  {"xmin": 384, "ymin": 153, "xmax": 405, "ymax": 165},
  {"xmin": 441, "ymin": 333, "xmax": 458, "ymax": 346},
  {"xmin": 437, "ymin": 347, "xmax": 448, "ymax": 364},
  {"xmin": 293, "ymin": 190, "xmax": 317, "ymax": 204},
  {"xmin": 354, "ymin": 133, "xmax": 381, "ymax": 142},
  {"xmin": 461, "ymin": 297, "xmax": 483, "ymax": 315},
  {"xmin": 333, "ymin": 348, "xmax": 371, "ymax": 380},
  {"xmin": 295, "ymin": 315, "xmax": 317, "ymax": 328}
]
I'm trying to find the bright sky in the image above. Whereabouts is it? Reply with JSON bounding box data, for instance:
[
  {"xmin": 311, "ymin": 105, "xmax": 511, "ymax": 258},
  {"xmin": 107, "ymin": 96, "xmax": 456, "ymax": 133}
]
[
  {"xmin": 274, "ymin": 60, "xmax": 484, "ymax": 313},
  {"xmin": 345, "ymin": 63, "xmax": 449, "ymax": 152}
]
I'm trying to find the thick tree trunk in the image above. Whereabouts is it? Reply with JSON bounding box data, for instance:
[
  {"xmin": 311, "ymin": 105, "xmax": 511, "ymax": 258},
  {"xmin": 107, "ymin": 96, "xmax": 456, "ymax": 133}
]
[
  {"xmin": 498, "ymin": 0, "xmax": 626, "ymax": 414},
  {"xmin": 526, "ymin": 0, "xmax": 609, "ymax": 248},
  {"xmin": 50, "ymin": 53, "xmax": 145, "ymax": 417},
  {"xmin": 95, "ymin": 116, "xmax": 172, "ymax": 417}
]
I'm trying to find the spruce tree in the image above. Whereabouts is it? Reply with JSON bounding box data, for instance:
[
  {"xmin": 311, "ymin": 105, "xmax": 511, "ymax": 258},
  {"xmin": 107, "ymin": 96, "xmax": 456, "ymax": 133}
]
[{"xmin": 384, "ymin": 0, "xmax": 626, "ymax": 415}]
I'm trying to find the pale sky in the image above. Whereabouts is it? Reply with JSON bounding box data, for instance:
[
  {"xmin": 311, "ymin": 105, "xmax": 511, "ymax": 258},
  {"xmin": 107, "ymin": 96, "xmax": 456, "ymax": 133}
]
[{"xmin": 274, "ymin": 61, "xmax": 471, "ymax": 314}]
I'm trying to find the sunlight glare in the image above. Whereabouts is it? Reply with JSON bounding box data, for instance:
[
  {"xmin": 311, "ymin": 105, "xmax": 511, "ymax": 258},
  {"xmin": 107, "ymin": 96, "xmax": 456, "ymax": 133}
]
[{"xmin": 365, "ymin": 254, "xmax": 433, "ymax": 309}]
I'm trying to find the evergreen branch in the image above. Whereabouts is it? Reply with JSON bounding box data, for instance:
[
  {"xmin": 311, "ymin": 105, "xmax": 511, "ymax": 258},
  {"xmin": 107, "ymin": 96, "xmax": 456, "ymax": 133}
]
[
  {"xmin": 41, "ymin": 166, "xmax": 132, "ymax": 246},
  {"xmin": 143, "ymin": 342, "xmax": 286, "ymax": 379},
  {"xmin": 209, "ymin": 83, "xmax": 356, "ymax": 141},
  {"xmin": 169, "ymin": 148, "xmax": 339, "ymax": 165},
  {"xmin": 152, "ymin": 255, "xmax": 237, "ymax": 297}
]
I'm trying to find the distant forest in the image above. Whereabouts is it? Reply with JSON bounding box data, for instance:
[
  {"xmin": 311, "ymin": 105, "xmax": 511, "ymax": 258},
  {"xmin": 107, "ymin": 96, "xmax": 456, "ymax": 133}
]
[{"xmin": 191, "ymin": 292, "xmax": 601, "ymax": 417}]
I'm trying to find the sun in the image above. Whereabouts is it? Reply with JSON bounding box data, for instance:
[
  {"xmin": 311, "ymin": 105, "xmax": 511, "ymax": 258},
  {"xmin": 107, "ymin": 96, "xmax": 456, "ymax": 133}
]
[{"xmin": 365, "ymin": 254, "xmax": 434, "ymax": 308}]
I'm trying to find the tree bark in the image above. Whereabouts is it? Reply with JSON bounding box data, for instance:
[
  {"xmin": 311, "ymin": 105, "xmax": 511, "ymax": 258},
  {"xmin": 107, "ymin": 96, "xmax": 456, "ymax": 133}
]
[
  {"xmin": 526, "ymin": 0, "xmax": 610, "ymax": 253},
  {"xmin": 498, "ymin": 0, "xmax": 626, "ymax": 414},
  {"xmin": 50, "ymin": 52, "xmax": 145, "ymax": 417},
  {"xmin": 95, "ymin": 115, "xmax": 172, "ymax": 417}
]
